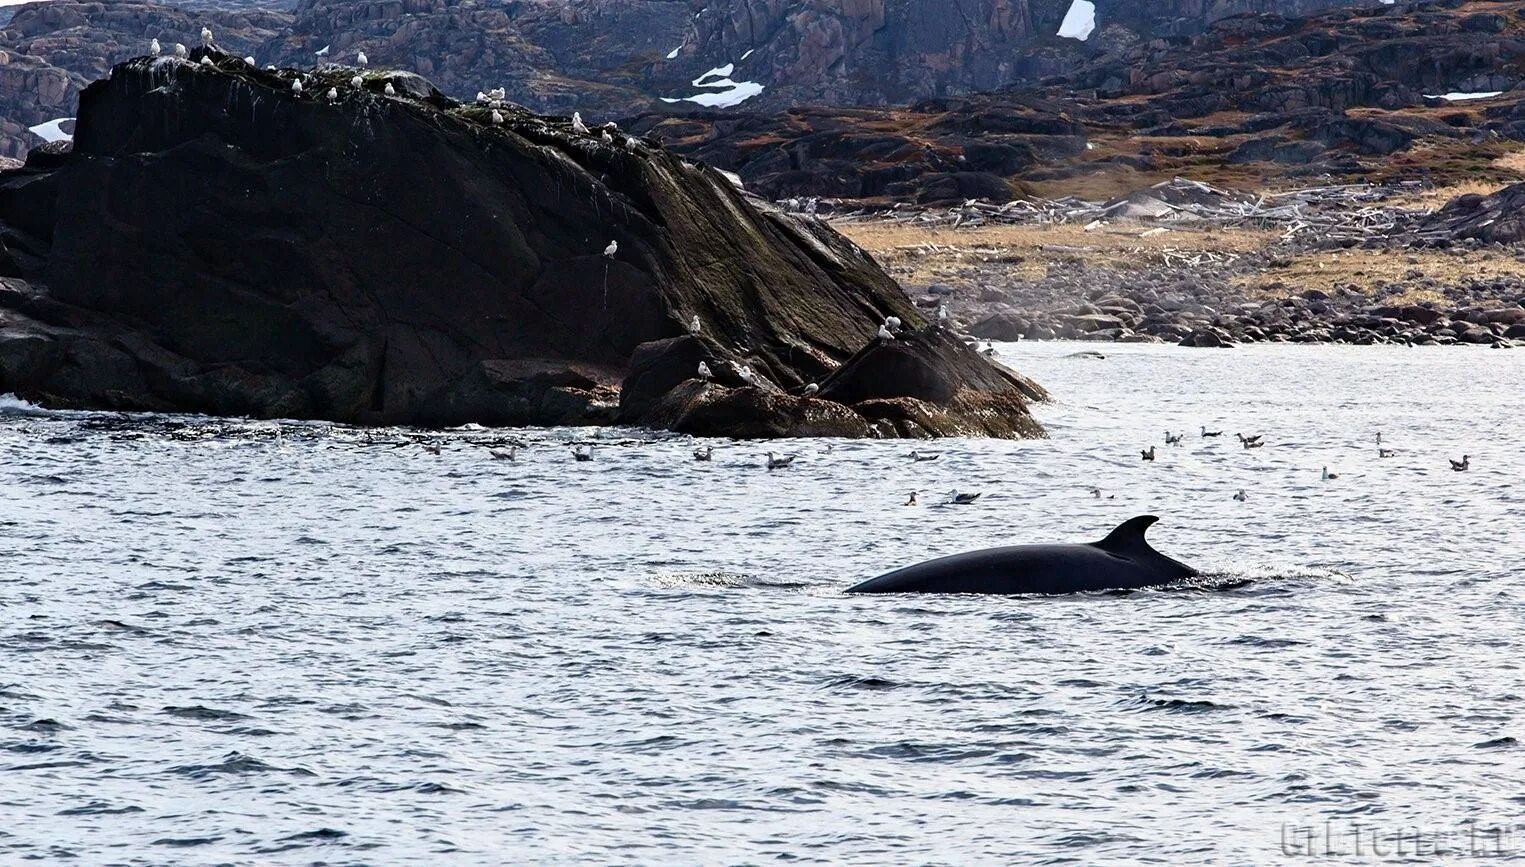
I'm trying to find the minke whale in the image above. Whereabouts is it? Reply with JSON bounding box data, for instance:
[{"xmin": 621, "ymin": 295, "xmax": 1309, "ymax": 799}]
[{"xmin": 847, "ymin": 515, "xmax": 1198, "ymax": 595}]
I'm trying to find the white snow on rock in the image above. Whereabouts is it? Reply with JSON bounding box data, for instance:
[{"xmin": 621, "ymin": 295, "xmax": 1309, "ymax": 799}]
[
  {"xmin": 28, "ymin": 116, "xmax": 73, "ymax": 143},
  {"xmin": 666, "ymin": 44, "xmax": 682, "ymax": 60},
  {"xmin": 1057, "ymin": 0, "xmax": 1096, "ymax": 41},
  {"xmin": 662, "ymin": 60, "xmax": 765, "ymax": 108},
  {"xmin": 740, "ymin": 49, "xmax": 754, "ymax": 61},
  {"xmin": 1423, "ymin": 91, "xmax": 1503, "ymax": 101}
]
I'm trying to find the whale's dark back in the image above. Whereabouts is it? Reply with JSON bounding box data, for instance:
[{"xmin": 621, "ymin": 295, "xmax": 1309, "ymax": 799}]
[{"xmin": 847, "ymin": 516, "xmax": 1198, "ymax": 595}]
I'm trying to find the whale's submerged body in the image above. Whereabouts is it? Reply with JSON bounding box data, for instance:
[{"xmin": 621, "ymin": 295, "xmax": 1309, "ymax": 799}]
[{"xmin": 847, "ymin": 515, "xmax": 1198, "ymax": 595}]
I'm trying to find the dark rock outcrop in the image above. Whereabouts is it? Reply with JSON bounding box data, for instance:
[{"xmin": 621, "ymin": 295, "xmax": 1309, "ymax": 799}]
[
  {"xmin": 1418, "ymin": 183, "xmax": 1525, "ymax": 245},
  {"xmin": 0, "ymin": 52, "xmax": 1045, "ymax": 438}
]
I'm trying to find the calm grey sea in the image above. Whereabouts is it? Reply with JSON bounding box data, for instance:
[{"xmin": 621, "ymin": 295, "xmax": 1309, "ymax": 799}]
[{"xmin": 2, "ymin": 341, "xmax": 1521, "ymax": 864}]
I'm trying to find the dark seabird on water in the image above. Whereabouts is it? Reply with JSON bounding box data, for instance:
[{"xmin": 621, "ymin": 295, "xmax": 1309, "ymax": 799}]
[
  {"xmin": 1450, "ymin": 455, "xmax": 1470, "ymax": 472},
  {"xmin": 766, "ymin": 452, "xmax": 796, "ymax": 470},
  {"xmin": 693, "ymin": 445, "xmax": 713, "ymax": 462},
  {"xmin": 945, "ymin": 490, "xmax": 982, "ymax": 505},
  {"xmin": 1141, "ymin": 446, "xmax": 1156, "ymax": 461}
]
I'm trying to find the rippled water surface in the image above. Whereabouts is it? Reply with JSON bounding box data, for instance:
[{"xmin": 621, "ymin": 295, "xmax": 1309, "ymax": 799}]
[{"xmin": 3, "ymin": 342, "xmax": 1523, "ymax": 864}]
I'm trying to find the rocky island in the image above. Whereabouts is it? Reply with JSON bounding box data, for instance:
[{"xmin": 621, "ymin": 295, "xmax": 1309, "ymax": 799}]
[{"xmin": 0, "ymin": 49, "xmax": 1046, "ymax": 437}]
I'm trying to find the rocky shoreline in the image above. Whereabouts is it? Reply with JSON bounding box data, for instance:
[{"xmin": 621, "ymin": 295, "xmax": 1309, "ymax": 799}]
[{"xmin": 837, "ymin": 183, "xmax": 1525, "ymax": 350}]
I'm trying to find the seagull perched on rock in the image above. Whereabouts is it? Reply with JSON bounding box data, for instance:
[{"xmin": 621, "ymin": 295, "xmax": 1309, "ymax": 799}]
[
  {"xmin": 356, "ymin": 50, "xmax": 368, "ymax": 66},
  {"xmin": 489, "ymin": 446, "xmax": 516, "ymax": 461},
  {"xmin": 150, "ymin": 38, "xmax": 161, "ymax": 56},
  {"xmin": 489, "ymin": 87, "xmax": 506, "ymax": 101},
  {"xmin": 688, "ymin": 315, "xmax": 701, "ymax": 335},
  {"xmin": 350, "ymin": 74, "xmax": 363, "ymax": 88},
  {"xmin": 625, "ymin": 136, "xmax": 639, "ymax": 152},
  {"xmin": 325, "ymin": 87, "xmax": 338, "ymax": 101},
  {"xmin": 877, "ymin": 323, "xmax": 894, "ymax": 342},
  {"xmin": 174, "ymin": 43, "xmax": 188, "ymax": 58},
  {"xmin": 490, "ymin": 109, "xmax": 503, "ymax": 125},
  {"xmin": 736, "ymin": 365, "xmax": 758, "ymax": 386},
  {"xmin": 1450, "ymin": 455, "xmax": 1470, "ymax": 472},
  {"xmin": 572, "ymin": 111, "xmax": 589, "ymax": 134},
  {"xmin": 603, "ymin": 240, "xmax": 618, "ymax": 258},
  {"xmin": 885, "ymin": 316, "xmax": 901, "ymax": 331},
  {"xmin": 802, "ymin": 383, "xmax": 818, "ymax": 396},
  {"xmin": 766, "ymin": 452, "xmax": 796, "ymax": 470},
  {"xmin": 243, "ymin": 55, "xmax": 255, "ymax": 65},
  {"xmin": 383, "ymin": 82, "xmax": 396, "ymax": 96},
  {"xmin": 201, "ymin": 26, "xmax": 213, "ymax": 46},
  {"xmin": 199, "ymin": 56, "xmax": 213, "ymax": 67},
  {"xmin": 697, "ymin": 361, "xmax": 713, "ymax": 381},
  {"xmin": 291, "ymin": 79, "xmax": 303, "ymax": 94},
  {"xmin": 600, "ymin": 130, "xmax": 614, "ymax": 145},
  {"xmin": 937, "ymin": 305, "xmax": 949, "ymax": 326},
  {"xmin": 946, "ymin": 490, "xmax": 982, "ymax": 505},
  {"xmin": 693, "ymin": 445, "xmax": 712, "ymax": 462}
]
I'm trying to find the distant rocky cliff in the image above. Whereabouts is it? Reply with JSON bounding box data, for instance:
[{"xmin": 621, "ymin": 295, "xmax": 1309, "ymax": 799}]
[{"xmin": 0, "ymin": 0, "xmax": 1386, "ymax": 157}]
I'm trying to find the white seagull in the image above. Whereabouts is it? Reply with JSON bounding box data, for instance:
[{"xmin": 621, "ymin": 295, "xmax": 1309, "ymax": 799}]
[
  {"xmin": 877, "ymin": 323, "xmax": 894, "ymax": 342},
  {"xmin": 1322, "ymin": 466, "xmax": 1338, "ymax": 481},
  {"xmin": 688, "ymin": 315, "xmax": 701, "ymax": 335},
  {"xmin": 938, "ymin": 305, "xmax": 948, "ymax": 325},
  {"xmin": 383, "ymin": 82, "xmax": 396, "ymax": 96},
  {"xmin": 490, "ymin": 109, "xmax": 503, "ymax": 124},
  {"xmin": 603, "ymin": 240, "xmax": 618, "ymax": 258},
  {"xmin": 625, "ymin": 136, "xmax": 639, "ymax": 152},
  {"xmin": 802, "ymin": 383, "xmax": 818, "ymax": 396},
  {"xmin": 150, "ymin": 38, "xmax": 161, "ymax": 56},
  {"xmin": 885, "ymin": 316, "xmax": 901, "ymax": 331},
  {"xmin": 572, "ymin": 111, "xmax": 589, "ymax": 134},
  {"xmin": 736, "ymin": 365, "xmax": 757, "ymax": 386},
  {"xmin": 350, "ymin": 74, "xmax": 363, "ymax": 88},
  {"xmin": 600, "ymin": 130, "xmax": 614, "ymax": 145},
  {"xmin": 697, "ymin": 361, "xmax": 713, "ymax": 380},
  {"xmin": 489, "ymin": 87, "xmax": 506, "ymax": 101},
  {"xmin": 357, "ymin": 51, "xmax": 368, "ymax": 66},
  {"xmin": 244, "ymin": 55, "xmax": 256, "ymax": 65},
  {"xmin": 326, "ymin": 87, "xmax": 338, "ymax": 101},
  {"xmin": 174, "ymin": 43, "xmax": 188, "ymax": 58},
  {"xmin": 200, "ymin": 26, "xmax": 213, "ymax": 46},
  {"xmin": 291, "ymin": 79, "xmax": 303, "ymax": 94}
]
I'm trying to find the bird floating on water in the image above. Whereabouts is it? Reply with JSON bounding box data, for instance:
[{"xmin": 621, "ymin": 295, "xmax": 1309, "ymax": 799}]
[
  {"xmin": 1450, "ymin": 455, "xmax": 1470, "ymax": 472},
  {"xmin": 603, "ymin": 240, "xmax": 618, "ymax": 258},
  {"xmin": 802, "ymin": 383, "xmax": 819, "ymax": 396},
  {"xmin": 383, "ymin": 82, "xmax": 396, "ymax": 96},
  {"xmin": 490, "ymin": 109, "xmax": 503, "ymax": 125},
  {"xmin": 904, "ymin": 492, "xmax": 918, "ymax": 506},
  {"xmin": 1141, "ymin": 445, "xmax": 1156, "ymax": 461},
  {"xmin": 1378, "ymin": 448, "xmax": 1396, "ymax": 458},
  {"xmin": 350, "ymin": 74, "xmax": 363, "ymax": 88},
  {"xmin": 489, "ymin": 446, "xmax": 516, "ymax": 461},
  {"xmin": 1322, "ymin": 466, "xmax": 1338, "ymax": 480},
  {"xmin": 693, "ymin": 445, "xmax": 712, "ymax": 462},
  {"xmin": 1375, "ymin": 432, "xmax": 1383, "ymax": 445},
  {"xmin": 201, "ymin": 26, "xmax": 213, "ymax": 46},
  {"xmin": 423, "ymin": 442, "xmax": 442, "ymax": 455},
  {"xmin": 1242, "ymin": 438, "xmax": 1264, "ymax": 450},
  {"xmin": 697, "ymin": 361, "xmax": 713, "ymax": 381},
  {"xmin": 573, "ymin": 445, "xmax": 594, "ymax": 462},
  {"xmin": 1201, "ymin": 426, "xmax": 1222, "ymax": 437},
  {"xmin": 150, "ymin": 38, "xmax": 161, "ymax": 56},
  {"xmin": 766, "ymin": 452, "xmax": 796, "ymax": 470},
  {"xmin": 1164, "ymin": 431, "xmax": 1184, "ymax": 446},
  {"xmin": 174, "ymin": 43, "xmax": 188, "ymax": 58},
  {"xmin": 946, "ymin": 490, "xmax": 982, "ymax": 505},
  {"xmin": 877, "ymin": 323, "xmax": 894, "ymax": 342},
  {"xmin": 1089, "ymin": 486, "xmax": 1102, "ymax": 498},
  {"xmin": 1233, "ymin": 489, "xmax": 1248, "ymax": 501},
  {"xmin": 1237, "ymin": 433, "xmax": 1263, "ymax": 446},
  {"xmin": 910, "ymin": 451, "xmax": 940, "ymax": 463},
  {"xmin": 357, "ymin": 51, "xmax": 368, "ymax": 66},
  {"xmin": 572, "ymin": 111, "xmax": 589, "ymax": 135}
]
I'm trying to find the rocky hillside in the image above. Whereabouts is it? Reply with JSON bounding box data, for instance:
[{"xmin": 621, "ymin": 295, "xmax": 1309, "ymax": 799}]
[
  {"xmin": 0, "ymin": 52, "xmax": 1044, "ymax": 437},
  {"xmin": 635, "ymin": 0, "xmax": 1525, "ymax": 203},
  {"xmin": 0, "ymin": 0, "xmax": 1385, "ymax": 157}
]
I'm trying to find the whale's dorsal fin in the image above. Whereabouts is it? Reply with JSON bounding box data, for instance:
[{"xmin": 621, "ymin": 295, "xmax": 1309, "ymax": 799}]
[{"xmin": 1094, "ymin": 515, "xmax": 1160, "ymax": 556}]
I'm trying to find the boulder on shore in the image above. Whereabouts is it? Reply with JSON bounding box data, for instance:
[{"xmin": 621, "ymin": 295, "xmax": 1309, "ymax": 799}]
[{"xmin": 0, "ymin": 51, "xmax": 1046, "ymax": 439}]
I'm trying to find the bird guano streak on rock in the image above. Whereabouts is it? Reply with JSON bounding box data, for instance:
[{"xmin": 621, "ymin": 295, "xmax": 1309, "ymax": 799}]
[{"xmin": 0, "ymin": 54, "xmax": 1046, "ymax": 439}]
